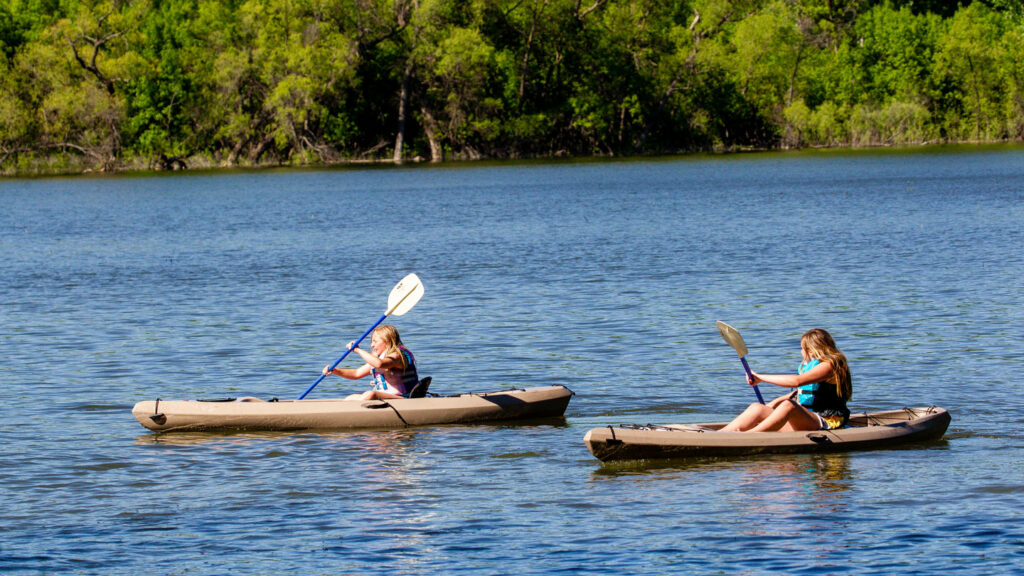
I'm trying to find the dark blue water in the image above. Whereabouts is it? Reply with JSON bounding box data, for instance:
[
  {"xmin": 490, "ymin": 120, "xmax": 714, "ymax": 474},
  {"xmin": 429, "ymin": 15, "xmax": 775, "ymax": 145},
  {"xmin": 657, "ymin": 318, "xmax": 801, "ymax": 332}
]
[{"xmin": 2, "ymin": 148, "xmax": 1023, "ymax": 575}]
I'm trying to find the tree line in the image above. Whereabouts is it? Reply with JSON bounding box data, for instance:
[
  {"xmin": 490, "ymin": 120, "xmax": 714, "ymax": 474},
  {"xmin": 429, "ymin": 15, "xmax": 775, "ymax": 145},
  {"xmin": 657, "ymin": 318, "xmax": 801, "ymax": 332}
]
[{"xmin": 1, "ymin": 0, "xmax": 1023, "ymax": 174}]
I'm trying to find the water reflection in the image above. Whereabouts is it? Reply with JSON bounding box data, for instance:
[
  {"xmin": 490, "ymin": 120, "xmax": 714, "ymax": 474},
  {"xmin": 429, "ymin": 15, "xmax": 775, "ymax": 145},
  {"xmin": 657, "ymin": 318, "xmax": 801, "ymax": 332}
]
[
  {"xmin": 594, "ymin": 452, "xmax": 853, "ymax": 512},
  {"xmin": 5, "ymin": 151, "xmax": 1023, "ymax": 574},
  {"xmin": 593, "ymin": 451, "xmax": 849, "ymax": 479},
  {"xmin": 133, "ymin": 416, "xmax": 569, "ymax": 446},
  {"xmin": 591, "ymin": 451, "xmax": 856, "ymax": 561},
  {"xmin": 135, "ymin": 430, "xmax": 310, "ymax": 446},
  {"xmin": 735, "ymin": 453, "xmax": 853, "ymax": 520}
]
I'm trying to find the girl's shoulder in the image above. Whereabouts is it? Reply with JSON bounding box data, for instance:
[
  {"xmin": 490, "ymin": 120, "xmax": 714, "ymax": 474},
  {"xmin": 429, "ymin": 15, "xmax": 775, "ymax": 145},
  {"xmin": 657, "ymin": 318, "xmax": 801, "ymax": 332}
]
[
  {"xmin": 800, "ymin": 358, "xmax": 832, "ymax": 372},
  {"xmin": 383, "ymin": 348, "xmax": 412, "ymax": 363}
]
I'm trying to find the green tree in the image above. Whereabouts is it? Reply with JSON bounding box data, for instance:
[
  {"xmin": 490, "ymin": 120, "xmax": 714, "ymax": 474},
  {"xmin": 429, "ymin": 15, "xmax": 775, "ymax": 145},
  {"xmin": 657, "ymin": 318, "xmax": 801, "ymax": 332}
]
[
  {"xmin": 213, "ymin": 0, "xmax": 359, "ymax": 165},
  {"xmin": 936, "ymin": 3, "xmax": 1009, "ymax": 140},
  {"xmin": 1, "ymin": 0, "xmax": 147, "ymax": 171},
  {"xmin": 999, "ymin": 15, "xmax": 1024, "ymax": 138},
  {"xmin": 5, "ymin": 0, "xmax": 1024, "ymax": 174}
]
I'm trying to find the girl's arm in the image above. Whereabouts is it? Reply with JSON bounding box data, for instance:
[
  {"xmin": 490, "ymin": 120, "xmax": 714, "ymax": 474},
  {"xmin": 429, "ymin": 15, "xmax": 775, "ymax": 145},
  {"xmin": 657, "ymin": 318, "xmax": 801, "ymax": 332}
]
[
  {"xmin": 323, "ymin": 364, "xmax": 373, "ymax": 379},
  {"xmin": 749, "ymin": 360, "xmax": 833, "ymax": 388},
  {"xmin": 350, "ymin": 345, "xmax": 383, "ymax": 368},
  {"xmin": 350, "ymin": 344, "xmax": 404, "ymax": 371}
]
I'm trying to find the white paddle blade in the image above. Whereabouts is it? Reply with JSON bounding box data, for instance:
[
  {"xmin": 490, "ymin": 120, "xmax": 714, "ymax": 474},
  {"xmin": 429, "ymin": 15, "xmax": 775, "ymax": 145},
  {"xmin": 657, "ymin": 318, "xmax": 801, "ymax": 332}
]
[
  {"xmin": 386, "ymin": 273, "xmax": 424, "ymax": 316},
  {"xmin": 716, "ymin": 321, "xmax": 748, "ymax": 357}
]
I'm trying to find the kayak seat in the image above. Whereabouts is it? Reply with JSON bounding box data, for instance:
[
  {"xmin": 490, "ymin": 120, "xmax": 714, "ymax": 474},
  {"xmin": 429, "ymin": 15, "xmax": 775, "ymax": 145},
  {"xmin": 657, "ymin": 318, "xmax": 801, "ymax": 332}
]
[{"xmin": 409, "ymin": 377, "xmax": 431, "ymax": 399}]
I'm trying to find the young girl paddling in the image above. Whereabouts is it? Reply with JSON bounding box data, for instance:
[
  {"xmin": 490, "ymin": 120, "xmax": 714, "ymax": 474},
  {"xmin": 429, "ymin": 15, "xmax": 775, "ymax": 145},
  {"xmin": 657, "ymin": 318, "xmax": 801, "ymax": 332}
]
[
  {"xmin": 321, "ymin": 325, "xmax": 419, "ymax": 401},
  {"xmin": 720, "ymin": 328, "xmax": 851, "ymax": 432}
]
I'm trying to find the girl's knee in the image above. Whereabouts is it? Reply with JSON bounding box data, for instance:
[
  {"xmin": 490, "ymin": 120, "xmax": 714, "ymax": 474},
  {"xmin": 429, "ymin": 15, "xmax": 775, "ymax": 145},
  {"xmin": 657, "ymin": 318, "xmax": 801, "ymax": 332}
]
[{"xmin": 774, "ymin": 400, "xmax": 797, "ymax": 414}]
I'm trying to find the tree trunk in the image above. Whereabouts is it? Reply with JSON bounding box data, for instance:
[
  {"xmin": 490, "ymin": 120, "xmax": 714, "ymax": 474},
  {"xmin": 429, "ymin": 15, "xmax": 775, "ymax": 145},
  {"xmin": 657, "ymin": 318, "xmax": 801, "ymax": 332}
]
[
  {"xmin": 393, "ymin": 61, "xmax": 413, "ymax": 163},
  {"xmin": 517, "ymin": 0, "xmax": 548, "ymax": 115},
  {"xmin": 966, "ymin": 55, "xmax": 984, "ymax": 139},
  {"xmin": 420, "ymin": 106, "xmax": 442, "ymax": 162}
]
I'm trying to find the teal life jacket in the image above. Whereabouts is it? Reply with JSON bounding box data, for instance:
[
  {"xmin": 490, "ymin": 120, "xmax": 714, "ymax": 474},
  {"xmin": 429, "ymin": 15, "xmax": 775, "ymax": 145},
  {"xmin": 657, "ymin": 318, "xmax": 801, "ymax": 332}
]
[{"xmin": 794, "ymin": 358, "xmax": 850, "ymax": 421}]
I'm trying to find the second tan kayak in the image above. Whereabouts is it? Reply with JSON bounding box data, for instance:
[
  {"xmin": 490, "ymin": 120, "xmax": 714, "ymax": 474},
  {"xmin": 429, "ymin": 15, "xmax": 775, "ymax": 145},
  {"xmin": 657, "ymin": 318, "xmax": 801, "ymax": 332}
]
[{"xmin": 584, "ymin": 406, "xmax": 950, "ymax": 462}]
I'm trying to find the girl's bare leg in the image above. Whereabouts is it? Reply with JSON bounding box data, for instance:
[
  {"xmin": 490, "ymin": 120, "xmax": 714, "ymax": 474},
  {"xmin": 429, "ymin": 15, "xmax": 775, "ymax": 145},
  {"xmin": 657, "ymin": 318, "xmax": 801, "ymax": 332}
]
[
  {"xmin": 749, "ymin": 400, "xmax": 821, "ymax": 432},
  {"xmin": 720, "ymin": 403, "xmax": 774, "ymax": 431},
  {"xmin": 360, "ymin": 390, "xmax": 404, "ymax": 401}
]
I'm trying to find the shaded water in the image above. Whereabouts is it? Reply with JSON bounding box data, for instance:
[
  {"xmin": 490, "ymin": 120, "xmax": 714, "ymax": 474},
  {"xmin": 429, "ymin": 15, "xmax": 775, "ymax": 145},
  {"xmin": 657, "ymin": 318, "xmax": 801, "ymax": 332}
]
[{"xmin": 2, "ymin": 148, "xmax": 1023, "ymax": 574}]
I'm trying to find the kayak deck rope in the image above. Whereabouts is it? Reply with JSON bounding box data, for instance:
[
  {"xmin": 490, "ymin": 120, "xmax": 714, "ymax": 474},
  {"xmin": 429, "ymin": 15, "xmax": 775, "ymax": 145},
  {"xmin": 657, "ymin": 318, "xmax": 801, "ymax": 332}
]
[
  {"xmin": 377, "ymin": 401, "xmax": 409, "ymax": 426},
  {"xmin": 467, "ymin": 387, "xmax": 527, "ymax": 397},
  {"xmin": 350, "ymin": 399, "xmax": 409, "ymax": 426},
  {"xmin": 862, "ymin": 407, "xmax": 916, "ymax": 426},
  {"xmin": 617, "ymin": 424, "xmax": 690, "ymax": 432}
]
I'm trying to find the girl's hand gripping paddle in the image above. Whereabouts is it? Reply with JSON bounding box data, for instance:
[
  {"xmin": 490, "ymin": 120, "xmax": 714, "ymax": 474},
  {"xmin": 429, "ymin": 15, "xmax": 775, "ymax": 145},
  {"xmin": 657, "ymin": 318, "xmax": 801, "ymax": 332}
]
[
  {"xmin": 716, "ymin": 321, "xmax": 765, "ymax": 405},
  {"xmin": 298, "ymin": 273, "xmax": 424, "ymax": 399}
]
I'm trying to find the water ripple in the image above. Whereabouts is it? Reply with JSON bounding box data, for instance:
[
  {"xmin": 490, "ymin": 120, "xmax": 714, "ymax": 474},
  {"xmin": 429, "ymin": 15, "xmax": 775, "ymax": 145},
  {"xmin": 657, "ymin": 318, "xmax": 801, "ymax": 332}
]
[{"xmin": 2, "ymin": 151, "xmax": 1023, "ymax": 574}]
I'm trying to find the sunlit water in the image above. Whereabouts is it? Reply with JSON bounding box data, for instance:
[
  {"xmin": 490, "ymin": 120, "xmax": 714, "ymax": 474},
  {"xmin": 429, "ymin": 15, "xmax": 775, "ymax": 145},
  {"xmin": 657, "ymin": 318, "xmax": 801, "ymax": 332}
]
[{"xmin": 2, "ymin": 148, "xmax": 1022, "ymax": 574}]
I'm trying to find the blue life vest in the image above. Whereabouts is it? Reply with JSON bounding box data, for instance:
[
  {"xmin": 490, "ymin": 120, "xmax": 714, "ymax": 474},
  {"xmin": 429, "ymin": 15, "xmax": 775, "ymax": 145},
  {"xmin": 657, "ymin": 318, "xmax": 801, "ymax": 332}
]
[{"xmin": 371, "ymin": 347, "xmax": 418, "ymax": 397}]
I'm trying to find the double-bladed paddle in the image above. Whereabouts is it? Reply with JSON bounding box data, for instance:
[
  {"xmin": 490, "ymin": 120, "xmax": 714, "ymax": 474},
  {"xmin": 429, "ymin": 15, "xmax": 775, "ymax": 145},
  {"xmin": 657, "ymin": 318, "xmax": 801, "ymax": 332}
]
[
  {"xmin": 716, "ymin": 321, "xmax": 765, "ymax": 405},
  {"xmin": 298, "ymin": 273, "xmax": 425, "ymax": 400}
]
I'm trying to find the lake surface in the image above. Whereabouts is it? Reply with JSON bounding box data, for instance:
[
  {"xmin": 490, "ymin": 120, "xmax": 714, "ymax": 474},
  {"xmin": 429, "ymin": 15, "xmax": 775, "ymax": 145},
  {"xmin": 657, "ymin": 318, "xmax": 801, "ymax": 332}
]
[{"xmin": 2, "ymin": 147, "xmax": 1022, "ymax": 575}]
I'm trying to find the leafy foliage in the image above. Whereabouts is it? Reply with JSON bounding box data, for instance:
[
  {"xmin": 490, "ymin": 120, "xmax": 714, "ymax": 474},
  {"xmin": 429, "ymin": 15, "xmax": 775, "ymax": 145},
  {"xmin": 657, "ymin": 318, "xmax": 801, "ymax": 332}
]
[{"xmin": 1, "ymin": 0, "xmax": 1023, "ymax": 173}]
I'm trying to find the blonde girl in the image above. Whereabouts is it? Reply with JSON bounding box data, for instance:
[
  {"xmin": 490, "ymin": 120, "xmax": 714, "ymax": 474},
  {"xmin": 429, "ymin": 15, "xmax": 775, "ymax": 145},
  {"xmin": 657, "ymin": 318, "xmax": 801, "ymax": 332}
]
[
  {"xmin": 322, "ymin": 325, "xmax": 419, "ymax": 401},
  {"xmin": 721, "ymin": 328, "xmax": 852, "ymax": 432}
]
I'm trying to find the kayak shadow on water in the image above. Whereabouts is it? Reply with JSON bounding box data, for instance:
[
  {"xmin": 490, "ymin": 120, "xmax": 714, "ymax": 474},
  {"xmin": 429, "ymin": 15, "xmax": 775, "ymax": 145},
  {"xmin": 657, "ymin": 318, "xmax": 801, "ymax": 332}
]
[
  {"xmin": 590, "ymin": 437, "xmax": 951, "ymax": 480},
  {"xmin": 591, "ymin": 451, "xmax": 856, "ymax": 482},
  {"xmin": 586, "ymin": 453, "xmax": 866, "ymax": 530},
  {"xmin": 133, "ymin": 416, "xmax": 570, "ymax": 447}
]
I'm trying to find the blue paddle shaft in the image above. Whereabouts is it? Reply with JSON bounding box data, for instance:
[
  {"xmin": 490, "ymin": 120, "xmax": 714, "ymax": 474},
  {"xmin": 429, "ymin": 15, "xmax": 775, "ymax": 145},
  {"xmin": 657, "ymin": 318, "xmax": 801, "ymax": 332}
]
[
  {"xmin": 740, "ymin": 357, "xmax": 766, "ymax": 404},
  {"xmin": 297, "ymin": 313, "xmax": 388, "ymax": 400}
]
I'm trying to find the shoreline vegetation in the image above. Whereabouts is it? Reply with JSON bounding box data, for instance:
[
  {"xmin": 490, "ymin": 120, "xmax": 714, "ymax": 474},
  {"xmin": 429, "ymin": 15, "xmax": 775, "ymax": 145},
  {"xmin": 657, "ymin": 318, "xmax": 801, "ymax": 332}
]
[{"xmin": 2, "ymin": 0, "xmax": 1023, "ymax": 177}]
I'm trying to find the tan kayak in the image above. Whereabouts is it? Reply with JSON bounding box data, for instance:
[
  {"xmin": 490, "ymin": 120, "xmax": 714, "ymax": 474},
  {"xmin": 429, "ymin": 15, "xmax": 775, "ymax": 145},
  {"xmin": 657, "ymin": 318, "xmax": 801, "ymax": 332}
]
[
  {"xmin": 133, "ymin": 385, "xmax": 573, "ymax": 432},
  {"xmin": 584, "ymin": 406, "xmax": 950, "ymax": 462}
]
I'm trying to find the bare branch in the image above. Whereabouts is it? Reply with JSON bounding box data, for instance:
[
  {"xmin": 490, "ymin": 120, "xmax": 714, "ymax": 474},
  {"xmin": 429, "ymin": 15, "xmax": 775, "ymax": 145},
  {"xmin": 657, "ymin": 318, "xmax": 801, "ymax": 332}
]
[
  {"xmin": 66, "ymin": 13, "xmax": 123, "ymax": 95},
  {"xmin": 577, "ymin": 0, "xmax": 607, "ymax": 20}
]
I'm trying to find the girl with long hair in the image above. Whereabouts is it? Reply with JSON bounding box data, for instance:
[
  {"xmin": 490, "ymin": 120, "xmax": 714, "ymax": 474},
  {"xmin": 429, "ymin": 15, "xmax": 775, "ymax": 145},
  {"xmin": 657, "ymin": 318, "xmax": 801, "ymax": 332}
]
[
  {"xmin": 721, "ymin": 328, "xmax": 852, "ymax": 432},
  {"xmin": 321, "ymin": 324, "xmax": 419, "ymax": 401}
]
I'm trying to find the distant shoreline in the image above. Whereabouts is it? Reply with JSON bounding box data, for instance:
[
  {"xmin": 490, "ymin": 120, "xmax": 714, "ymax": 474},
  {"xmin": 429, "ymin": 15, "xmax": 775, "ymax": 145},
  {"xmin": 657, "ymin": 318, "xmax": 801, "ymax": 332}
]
[{"xmin": 4, "ymin": 140, "xmax": 1021, "ymax": 179}]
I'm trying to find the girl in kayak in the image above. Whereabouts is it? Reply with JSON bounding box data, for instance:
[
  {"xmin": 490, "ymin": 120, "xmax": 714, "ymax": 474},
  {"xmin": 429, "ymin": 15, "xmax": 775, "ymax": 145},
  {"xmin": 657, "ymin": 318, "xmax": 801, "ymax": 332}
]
[
  {"xmin": 720, "ymin": 328, "xmax": 851, "ymax": 432},
  {"xmin": 322, "ymin": 324, "xmax": 420, "ymax": 401}
]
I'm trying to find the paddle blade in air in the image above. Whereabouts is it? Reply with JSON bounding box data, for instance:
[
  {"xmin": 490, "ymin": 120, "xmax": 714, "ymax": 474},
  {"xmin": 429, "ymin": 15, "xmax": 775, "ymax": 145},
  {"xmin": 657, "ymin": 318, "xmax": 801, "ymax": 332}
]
[
  {"xmin": 387, "ymin": 273, "xmax": 424, "ymax": 316},
  {"xmin": 717, "ymin": 321, "xmax": 748, "ymax": 357}
]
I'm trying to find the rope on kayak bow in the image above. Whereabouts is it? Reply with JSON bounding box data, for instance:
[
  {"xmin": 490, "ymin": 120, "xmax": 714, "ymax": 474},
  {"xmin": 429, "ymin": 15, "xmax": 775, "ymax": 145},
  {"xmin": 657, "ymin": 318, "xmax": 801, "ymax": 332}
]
[
  {"xmin": 606, "ymin": 426, "xmax": 622, "ymax": 446},
  {"xmin": 149, "ymin": 398, "xmax": 167, "ymax": 425}
]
